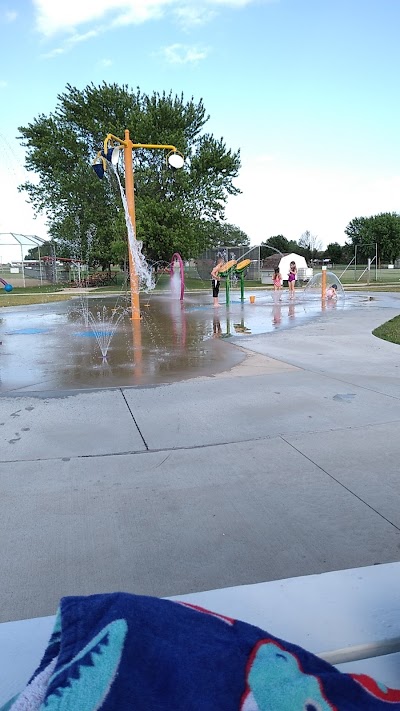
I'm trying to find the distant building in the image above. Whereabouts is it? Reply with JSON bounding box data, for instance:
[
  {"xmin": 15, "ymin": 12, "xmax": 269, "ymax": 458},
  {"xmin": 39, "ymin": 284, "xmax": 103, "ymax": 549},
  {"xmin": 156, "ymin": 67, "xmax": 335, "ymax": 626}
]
[{"xmin": 261, "ymin": 252, "xmax": 312, "ymax": 285}]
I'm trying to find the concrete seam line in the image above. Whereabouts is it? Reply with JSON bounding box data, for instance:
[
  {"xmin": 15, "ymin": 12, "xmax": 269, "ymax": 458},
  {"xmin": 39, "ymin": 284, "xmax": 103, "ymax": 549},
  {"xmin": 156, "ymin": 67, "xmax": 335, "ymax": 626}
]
[
  {"xmin": 120, "ymin": 388, "xmax": 149, "ymax": 451},
  {"xmin": 280, "ymin": 436, "xmax": 400, "ymax": 533},
  {"xmin": 2, "ymin": 419, "xmax": 400, "ymax": 464}
]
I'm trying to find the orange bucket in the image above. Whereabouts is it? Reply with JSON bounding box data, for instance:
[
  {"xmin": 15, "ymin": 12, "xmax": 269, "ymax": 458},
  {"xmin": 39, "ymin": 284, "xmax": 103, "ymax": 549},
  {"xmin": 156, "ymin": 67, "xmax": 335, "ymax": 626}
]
[{"xmin": 249, "ymin": 295, "xmax": 255, "ymax": 304}]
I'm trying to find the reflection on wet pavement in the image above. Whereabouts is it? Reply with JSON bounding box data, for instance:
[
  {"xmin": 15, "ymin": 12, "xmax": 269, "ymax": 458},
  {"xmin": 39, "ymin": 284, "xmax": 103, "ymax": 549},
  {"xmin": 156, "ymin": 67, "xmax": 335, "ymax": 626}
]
[{"xmin": 0, "ymin": 290, "xmax": 391, "ymax": 392}]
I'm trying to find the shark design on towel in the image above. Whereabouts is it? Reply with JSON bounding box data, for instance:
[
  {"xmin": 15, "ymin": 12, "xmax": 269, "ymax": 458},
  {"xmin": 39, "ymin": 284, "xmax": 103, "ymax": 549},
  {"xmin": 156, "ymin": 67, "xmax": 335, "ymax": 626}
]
[
  {"xmin": 241, "ymin": 640, "xmax": 334, "ymax": 711},
  {"xmin": 351, "ymin": 675, "xmax": 400, "ymax": 703},
  {"xmin": 3, "ymin": 593, "xmax": 400, "ymax": 710},
  {"xmin": 42, "ymin": 619, "xmax": 127, "ymax": 710}
]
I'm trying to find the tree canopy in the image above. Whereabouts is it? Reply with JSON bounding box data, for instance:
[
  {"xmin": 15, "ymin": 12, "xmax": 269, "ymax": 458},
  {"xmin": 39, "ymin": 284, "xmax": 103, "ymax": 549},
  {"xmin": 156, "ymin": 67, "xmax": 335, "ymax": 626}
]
[
  {"xmin": 260, "ymin": 233, "xmax": 323, "ymax": 262},
  {"xmin": 260, "ymin": 235, "xmax": 303, "ymax": 260},
  {"xmin": 325, "ymin": 242, "xmax": 343, "ymax": 264},
  {"xmin": 18, "ymin": 83, "xmax": 241, "ymax": 267},
  {"xmin": 260, "ymin": 235, "xmax": 290, "ymax": 258},
  {"xmin": 345, "ymin": 212, "xmax": 400, "ymax": 263},
  {"xmin": 201, "ymin": 221, "xmax": 250, "ymax": 249}
]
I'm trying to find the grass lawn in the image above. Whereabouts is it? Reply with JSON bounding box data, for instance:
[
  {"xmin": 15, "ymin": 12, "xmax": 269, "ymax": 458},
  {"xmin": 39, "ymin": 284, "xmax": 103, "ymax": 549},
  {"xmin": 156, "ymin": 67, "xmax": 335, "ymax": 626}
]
[
  {"xmin": 330, "ymin": 266, "xmax": 400, "ymax": 285},
  {"xmin": 2, "ymin": 271, "xmax": 400, "ymax": 309},
  {"xmin": 346, "ymin": 285, "xmax": 400, "ymax": 292},
  {"xmin": 372, "ymin": 316, "xmax": 400, "ymax": 345},
  {"xmin": 0, "ymin": 293, "xmax": 74, "ymax": 307},
  {"xmin": 0, "ymin": 283, "xmax": 65, "ymax": 294}
]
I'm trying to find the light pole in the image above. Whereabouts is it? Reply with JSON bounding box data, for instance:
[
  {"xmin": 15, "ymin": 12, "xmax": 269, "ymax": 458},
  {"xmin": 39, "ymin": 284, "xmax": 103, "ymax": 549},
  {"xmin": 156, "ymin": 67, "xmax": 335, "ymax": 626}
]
[{"xmin": 95, "ymin": 130, "xmax": 184, "ymax": 320}]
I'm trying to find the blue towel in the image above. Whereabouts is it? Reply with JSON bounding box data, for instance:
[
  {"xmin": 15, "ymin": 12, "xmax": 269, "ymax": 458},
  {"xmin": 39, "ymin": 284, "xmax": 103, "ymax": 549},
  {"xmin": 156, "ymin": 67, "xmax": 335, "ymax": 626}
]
[{"xmin": 5, "ymin": 592, "xmax": 400, "ymax": 710}]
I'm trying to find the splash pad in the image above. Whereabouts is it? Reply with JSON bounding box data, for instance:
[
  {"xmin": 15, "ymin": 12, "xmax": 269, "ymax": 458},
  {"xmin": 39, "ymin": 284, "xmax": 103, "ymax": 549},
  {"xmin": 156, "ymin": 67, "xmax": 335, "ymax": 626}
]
[
  {"xmin": 0, "ymin": 295, "xmax": 245, "ymax": 391},
  {"xmin": 0, "ymin": 132, "xmax": 363, "ymax": 393},
  {"xmin": 1, "ymin": 284, "xmax": 377, "ymax": 393}
]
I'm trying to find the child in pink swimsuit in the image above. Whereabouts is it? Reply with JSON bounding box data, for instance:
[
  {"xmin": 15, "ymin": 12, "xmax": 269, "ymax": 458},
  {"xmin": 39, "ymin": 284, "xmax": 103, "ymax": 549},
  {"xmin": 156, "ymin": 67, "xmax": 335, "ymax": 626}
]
[
  {"xmin": 326, "ymin": 284, "xmax": 338, "ymax": 299},
  {"xmin": 272, "ymin": 267, "xmax": 282, "ymax": 299}
]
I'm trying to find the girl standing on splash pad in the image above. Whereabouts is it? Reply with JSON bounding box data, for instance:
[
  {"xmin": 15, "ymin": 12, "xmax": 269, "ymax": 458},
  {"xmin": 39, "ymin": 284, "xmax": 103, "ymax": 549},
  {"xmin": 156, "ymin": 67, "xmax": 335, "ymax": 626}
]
[
  {"xmin": 272, "ymin": 267, "xmax": 282, "ymax": 298},
  {"xmin": 288, "ymin": 261, "xmax": 297, "ymax": 299}
]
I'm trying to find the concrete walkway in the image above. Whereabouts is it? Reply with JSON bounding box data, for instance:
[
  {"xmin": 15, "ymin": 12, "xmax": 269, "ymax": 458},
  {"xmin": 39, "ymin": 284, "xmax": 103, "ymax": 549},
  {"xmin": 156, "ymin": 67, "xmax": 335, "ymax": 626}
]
[{"xmin": 1, "ymin": 294, "xmax": 400, "ymax": 622}]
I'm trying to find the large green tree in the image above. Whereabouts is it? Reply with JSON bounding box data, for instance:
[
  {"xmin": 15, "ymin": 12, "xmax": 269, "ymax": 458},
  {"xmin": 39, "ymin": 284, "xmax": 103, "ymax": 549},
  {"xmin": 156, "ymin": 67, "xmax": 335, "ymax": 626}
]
[
  {"xmin": 344, "ymin": 216, "xmax": 368, "ymax": 246},
  {"xmin": 261, "ymin": 235, "xmax": 289, "ymax": 258},
  {"xmin": 260, "ymin": 235, "xmax": 308, "ymax": 260},
  {"xmin": 26, "ymin": 241, "xmax": 56, "ymax": 259},
  {"xmin": 345, "ymin": 213, "xmax": 400, "ymax": 263},
  {"xmin": 18, "ymin": 83, "xmax": 241, "ymax": 266},
  {"xmin": 200, "ymin": 221, "xmax": 250, "ymax": 249},
  {"xmin": 324, "ymin": 242, "xmax": 343, "ymax": 264}
]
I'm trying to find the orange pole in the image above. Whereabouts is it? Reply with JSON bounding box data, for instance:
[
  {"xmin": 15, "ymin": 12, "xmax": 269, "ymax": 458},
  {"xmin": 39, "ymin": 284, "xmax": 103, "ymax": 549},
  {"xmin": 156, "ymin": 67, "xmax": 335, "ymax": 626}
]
[
  {"xmin": 123, "ymin": 129, "xmax": 141, "ymax": 320},
  {"xmin": 321, "ymin": 265, "xmax": 327, "ymax": 300},
  {"xmin": 131, "ymin": 316, "xmax": 143, "ymax": 381}
]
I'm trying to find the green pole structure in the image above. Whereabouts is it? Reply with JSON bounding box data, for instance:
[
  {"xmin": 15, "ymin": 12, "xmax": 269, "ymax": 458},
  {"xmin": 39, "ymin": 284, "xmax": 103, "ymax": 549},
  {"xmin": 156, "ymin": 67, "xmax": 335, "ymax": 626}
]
[
  {"xmin": 233, "ymin": 259, "xmax": 250, "ymax": 303},
  {"xmin": 225, "ymin": 275, "xmax": 230, "ymax": 306}
]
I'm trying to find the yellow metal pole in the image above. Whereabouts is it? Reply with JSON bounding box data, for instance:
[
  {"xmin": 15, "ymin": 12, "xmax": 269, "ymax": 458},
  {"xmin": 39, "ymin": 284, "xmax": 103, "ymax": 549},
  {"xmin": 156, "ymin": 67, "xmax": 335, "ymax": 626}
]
[
  {"xmin": 123, "ymin": 129, "xmax": 141, "ymax": 320},
  {"xmin": 321, "ymin": 265, "xmax": 327, "ymax": 300}
]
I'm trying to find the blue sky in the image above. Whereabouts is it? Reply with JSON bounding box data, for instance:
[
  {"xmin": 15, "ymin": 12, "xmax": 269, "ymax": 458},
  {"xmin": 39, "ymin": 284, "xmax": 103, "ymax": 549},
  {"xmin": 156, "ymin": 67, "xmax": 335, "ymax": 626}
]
[{"xmin": 1, "ymin": 0, "xmax": 400, "ymax": 255}]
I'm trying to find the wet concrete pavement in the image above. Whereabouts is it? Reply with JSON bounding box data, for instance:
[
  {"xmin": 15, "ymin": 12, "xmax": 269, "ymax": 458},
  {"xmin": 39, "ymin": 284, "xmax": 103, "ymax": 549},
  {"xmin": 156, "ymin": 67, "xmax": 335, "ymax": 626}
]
[
  {"xmin": 0, "ymin": 290, "xmax": 400, "ymax": 621},
  {"xmin": 0, "ymin": 289, "xmax": 378, "ymax": 392}
]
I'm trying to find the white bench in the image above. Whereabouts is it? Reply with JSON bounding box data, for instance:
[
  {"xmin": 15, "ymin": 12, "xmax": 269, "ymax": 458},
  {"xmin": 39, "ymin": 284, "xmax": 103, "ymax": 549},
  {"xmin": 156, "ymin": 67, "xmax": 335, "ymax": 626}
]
[{"xmin": 1, "ymin": 563, "xmax": 399, "ymax": 706}]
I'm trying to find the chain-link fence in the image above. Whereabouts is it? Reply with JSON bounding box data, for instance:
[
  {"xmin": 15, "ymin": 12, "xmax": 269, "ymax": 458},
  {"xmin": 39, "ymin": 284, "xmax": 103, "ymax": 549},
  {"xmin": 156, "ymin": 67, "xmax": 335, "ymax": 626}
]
[{"xmin": 195, "ymin": 246, "xmax": 261, "ymax": 282}]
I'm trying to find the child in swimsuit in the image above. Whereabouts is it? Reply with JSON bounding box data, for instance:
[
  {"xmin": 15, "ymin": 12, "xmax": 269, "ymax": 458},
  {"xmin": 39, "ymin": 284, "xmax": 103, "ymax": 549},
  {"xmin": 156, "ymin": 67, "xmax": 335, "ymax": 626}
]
[
  {"xmin": 288, "ymin": 261, "xmax": 297, "ymax": 299},
  {"xmin": 272, "ymin": 267, "xmax": 282, "ymax": 296},
  {"xmin": 326, "ymin": 284, "xmax": 338, "ymax": 299},
  {"xmin": 211, "ymin": 257, "xmax": 225, "ymax": 307}
]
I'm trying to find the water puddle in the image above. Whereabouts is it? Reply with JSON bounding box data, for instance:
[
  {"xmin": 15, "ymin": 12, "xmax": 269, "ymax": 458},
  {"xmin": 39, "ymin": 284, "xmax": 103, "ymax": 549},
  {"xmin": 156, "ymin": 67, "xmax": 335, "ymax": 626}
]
[{"xmin": 0, "ymin": 291, "xmax": 387, "ymax": 392}]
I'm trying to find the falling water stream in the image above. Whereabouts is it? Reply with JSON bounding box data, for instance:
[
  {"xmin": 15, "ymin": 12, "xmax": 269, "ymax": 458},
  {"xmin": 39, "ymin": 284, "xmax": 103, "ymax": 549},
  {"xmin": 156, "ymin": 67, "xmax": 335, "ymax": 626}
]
[
  {"xmin": 113, "ymin": 169, "xmax": 154, "ymax": 292},
  {"xmin": 71, "ymin": 168, "xmax": 156, "ymax": 361}
]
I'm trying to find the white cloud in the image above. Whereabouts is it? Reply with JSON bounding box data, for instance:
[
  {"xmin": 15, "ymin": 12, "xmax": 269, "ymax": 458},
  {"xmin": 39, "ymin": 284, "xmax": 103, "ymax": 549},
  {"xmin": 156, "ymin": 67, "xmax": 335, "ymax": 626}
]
[
  {"xmin": 174, "ymin": 5, "xmax": 216, "ymax": 29},
  {"xmin": 32, "ymin": 0, "xmax": 265, "ymax": 36},
  {"xmin": 99, "ymin": 58, "xmax": 113, "ymax": 67},
  {"xmin": 5, "ymin": 10, "xmax": 18, "ymax": 22},
  {"xmin": 209, "ymin": 0, "xmax": 253, "ymax": 5},
  {"xmin": 225, "ymin": 154, "xmax": 400, "ymax": 249},
  {"xmin": 0, "ymin": 177, "xmax": 48, "ymax": 256},
  {"xmin": 69, "ymin": 29, "xmax": 99, "ymax": 44},
  {"xmin": 162, "ymin": 43, "xmax": 209, "ymax": 64},
  {"xmin": 41, "ymin": 29, "xmax": 98, "ymax": 58},
  {"xmin": 0, "ymin": 138, "xmax": 49, "ymax": 249},
  {"xmin": 109, "ymin": 2, "xmax": 169, "ymax": 27},
  {"xmin": 33, "ymin": 0, "xmax": 171, "ymax": 35},
  {"xmin": 41, "ymin": 46, "xmax": 66, "ymax": 59}
]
